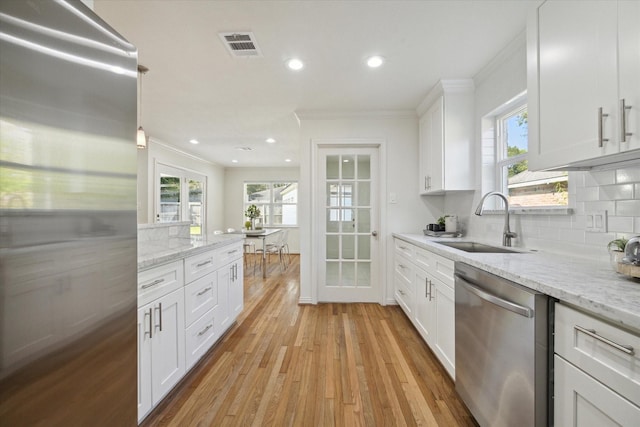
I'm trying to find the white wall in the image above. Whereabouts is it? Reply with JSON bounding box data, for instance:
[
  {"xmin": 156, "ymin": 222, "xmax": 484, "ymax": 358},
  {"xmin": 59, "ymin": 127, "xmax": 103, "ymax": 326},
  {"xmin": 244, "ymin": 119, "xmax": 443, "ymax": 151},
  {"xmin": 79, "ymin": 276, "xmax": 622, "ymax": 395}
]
[
  {"xmin": 223, "ymin": 167, "xmax": 300, "ymax": 253},
  {"xmin": 446, "ymin": 32, "xmax": 640, "ymax": 264},
  {"xmin": 298, "ymin": 113, "xmax": 442, "ymax": 304},
  {"xmin": 138, "ymin": 139, "xmax": 225, "ymax": 233}
]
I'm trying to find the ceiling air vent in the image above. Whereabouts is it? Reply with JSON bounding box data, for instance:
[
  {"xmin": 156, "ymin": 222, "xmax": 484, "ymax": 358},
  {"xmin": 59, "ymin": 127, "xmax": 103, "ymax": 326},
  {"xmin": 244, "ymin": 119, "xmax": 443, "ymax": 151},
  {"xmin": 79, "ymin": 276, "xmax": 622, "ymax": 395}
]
[{"xmin": 219, "ymin": 32, "xmax": 262, "ymax": 57}]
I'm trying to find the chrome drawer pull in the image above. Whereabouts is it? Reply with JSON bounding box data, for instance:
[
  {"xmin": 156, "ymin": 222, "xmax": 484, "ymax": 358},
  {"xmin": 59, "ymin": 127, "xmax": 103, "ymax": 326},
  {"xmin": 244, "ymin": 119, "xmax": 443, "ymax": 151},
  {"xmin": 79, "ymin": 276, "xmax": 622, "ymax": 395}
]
[
  {"xmin": 198, "ymin": 324, "xmax": 213, "ymax": 336},
  {"xmin": 196, "ymin": 260, "xmax": 212, "ymax": 267},
  {"xmin": 620, "ymin": 98, "xmax": 632, "ymax": 142},
  {"xmin": 141, "ymin": 278, "xmax": 164, "ymax": 289},
  {"xmin": 197, "ymin": 287, "xmax": 212, "ymax": 296},
  {"xmin": 227, "ymin": 249, "xmax": 239, "ymax": 255},
  {"xmin": 598, "ymin": 107, "xmax": 609, "ymax": 147},
  {"xmin": 398, "ymin": 289, "xmax": 405, "ymax": 296},
  {"xmin": 574, "ymin": 325, "xmax": 635, "ymax": 355},
  {"xmin": 398, "ymin": 264, "xmax": 406, "ymax": 269}
]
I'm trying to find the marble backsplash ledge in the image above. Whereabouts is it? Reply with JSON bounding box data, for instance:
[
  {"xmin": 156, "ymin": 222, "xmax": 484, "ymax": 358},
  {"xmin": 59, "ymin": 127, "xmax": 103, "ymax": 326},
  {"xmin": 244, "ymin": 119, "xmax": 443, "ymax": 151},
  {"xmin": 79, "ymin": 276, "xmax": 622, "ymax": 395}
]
[{"xmin": 138, "ymin": 222, "xmax": 191, "ymax": 243}]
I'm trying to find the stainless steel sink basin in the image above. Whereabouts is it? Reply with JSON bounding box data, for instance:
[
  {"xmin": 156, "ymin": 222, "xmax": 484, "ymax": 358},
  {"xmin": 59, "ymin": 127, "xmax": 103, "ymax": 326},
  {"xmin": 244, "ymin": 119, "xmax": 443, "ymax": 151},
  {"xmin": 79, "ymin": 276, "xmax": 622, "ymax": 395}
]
[{"xmin": 435, "ymin": 241, "xmax": 523, "ymax": 254}]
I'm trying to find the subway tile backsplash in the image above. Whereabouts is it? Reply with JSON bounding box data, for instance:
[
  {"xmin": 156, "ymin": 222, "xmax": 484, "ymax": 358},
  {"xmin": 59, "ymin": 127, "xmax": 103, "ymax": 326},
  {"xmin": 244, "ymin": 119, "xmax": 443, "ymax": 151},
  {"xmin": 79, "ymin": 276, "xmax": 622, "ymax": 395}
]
[{"xmin": 468, "ymin": 166, "xmax": 640, "ymax": 264}]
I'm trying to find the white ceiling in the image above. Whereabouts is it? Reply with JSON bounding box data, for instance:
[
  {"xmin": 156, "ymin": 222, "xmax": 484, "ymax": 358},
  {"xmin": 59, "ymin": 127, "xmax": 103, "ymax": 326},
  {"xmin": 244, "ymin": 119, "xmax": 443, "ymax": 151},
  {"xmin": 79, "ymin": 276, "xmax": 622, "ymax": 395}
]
[{"xmin": 94, "ymin": 0, "xmax": 538, "ymax": 168}]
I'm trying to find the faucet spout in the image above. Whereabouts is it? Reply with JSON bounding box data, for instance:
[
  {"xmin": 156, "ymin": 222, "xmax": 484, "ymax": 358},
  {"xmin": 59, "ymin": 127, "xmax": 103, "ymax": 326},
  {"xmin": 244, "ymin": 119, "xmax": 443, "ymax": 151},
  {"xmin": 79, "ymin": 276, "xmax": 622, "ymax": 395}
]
[{"xmin": 474, "ymin": 191, "xmax": 517, "ymax": 247}]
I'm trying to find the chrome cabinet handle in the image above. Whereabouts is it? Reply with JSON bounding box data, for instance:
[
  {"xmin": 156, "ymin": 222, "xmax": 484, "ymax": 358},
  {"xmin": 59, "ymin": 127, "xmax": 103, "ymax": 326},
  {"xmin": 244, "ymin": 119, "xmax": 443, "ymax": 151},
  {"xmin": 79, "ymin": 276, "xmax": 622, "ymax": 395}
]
[
  {"xmin": 228, "ymin": 249, "xmax": 239, "ymax": 255},
  {"xmin": 424, "ymin": 176, "xmax": 427, "ymax": 190},
  {"xmin": 574, "ymin": 325, "xmax": 634, "ymax": 355},
  {"xmin": 197, "ymin": 286, "xmax": 212, "ymax": 296},
  {"xmin": 620, "ymin": 99, "xmax": 633, "ymax": 142},
  {"xmin": 428, "ymin": 279, "xmax": 433, "ymax": 301},
  {"xmin": 141, "ymin": 278, "xmax": 164, "ymax": 289},
  {"xmin": 145, "ymin": 308, "xmax": 152, "ymax": 338},
  {"xmin": 425, "ymin": 277, "xmax": 428, "ymax": 298},
  {"xmin": 197, "ymin": 260, "xmax": 212, "ymax": 267},
  {"xmin": 198, "ymin": 324, "xmax": 213, "ymax": 337},
  {"xmin": 598, "ymin": 107, "xmax": 609, "ymax": 147},
  {"xmin": 398, "ymin": 264, "xmax": 407, "ymax": 269},
  {"xmin": 155, "ymin": 302, "xmax": 163, "ymax": 332},
  {"xmin": 398, "ymin": 289, "xmax": 405, "ymax": 296},
  {"xmin": 456, "ymin": 274, "xmax": 533, "ymax": 318},
  {"xmin": 399, "ymin": 245, "xmax": 407, "ymax": 250}
]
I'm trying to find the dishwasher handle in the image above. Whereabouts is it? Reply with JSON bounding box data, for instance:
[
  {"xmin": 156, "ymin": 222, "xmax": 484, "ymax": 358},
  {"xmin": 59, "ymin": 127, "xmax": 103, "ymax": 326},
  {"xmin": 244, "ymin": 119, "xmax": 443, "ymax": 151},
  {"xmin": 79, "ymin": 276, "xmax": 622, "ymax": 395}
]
[{"xmin": 456, "ymin": 274, "xmax": 534, "ymax": 318}]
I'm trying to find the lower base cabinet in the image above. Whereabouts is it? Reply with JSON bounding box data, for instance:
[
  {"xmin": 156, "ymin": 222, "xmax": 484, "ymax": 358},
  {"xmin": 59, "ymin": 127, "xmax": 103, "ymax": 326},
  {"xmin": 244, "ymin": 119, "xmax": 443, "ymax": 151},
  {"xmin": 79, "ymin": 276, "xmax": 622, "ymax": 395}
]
[
  {"xmin": 393, "ymin": 238, "xmax": 455, "ymax": 378},
  {"xmin": 137, "ymin": 288, "xmax": 185, "ymax": 422},
  {"xmin": 554, "ymin": 356, "xmax": 640, "ymax": 426},
  {"xmin": 138, "ymin": 241, "xmax": 244, "ymax": 423},
  {"xmin": 554, "ymin": 303, "xmax": 640, "ymax": 426}
]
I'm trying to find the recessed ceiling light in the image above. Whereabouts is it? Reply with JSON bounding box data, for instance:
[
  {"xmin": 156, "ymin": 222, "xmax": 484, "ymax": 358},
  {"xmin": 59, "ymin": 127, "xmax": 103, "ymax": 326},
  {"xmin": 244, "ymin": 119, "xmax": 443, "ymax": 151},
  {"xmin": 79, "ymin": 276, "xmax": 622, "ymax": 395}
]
[
  {"xmin": 231, "ymin": 159, "xmax": 238, "ymax": 163},
  {"xmin": 189, "ymin": 139, "xmax": 199, "ymax": 144},
  {"xmin": 266, "ymin": 137, "xmax": 276, "ymax": 143},
  {"xmin": 285, "ymin": 158, "xmax": 292, "ymax": 163},
  {"xmin": 367, "ymin": 55, "xmax": 384, "ymax": 68},
  {"xmin": 286, "ymin": 58, "xmax": 304, "ymax": 71}
]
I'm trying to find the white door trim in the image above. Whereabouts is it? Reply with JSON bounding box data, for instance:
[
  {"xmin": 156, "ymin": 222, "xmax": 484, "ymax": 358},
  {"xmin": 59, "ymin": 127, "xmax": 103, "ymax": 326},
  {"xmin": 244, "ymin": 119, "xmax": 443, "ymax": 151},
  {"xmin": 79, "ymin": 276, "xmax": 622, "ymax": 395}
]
[{"xmin": 310, "ymin": 138, "xmax": 387, "ymax": 305}]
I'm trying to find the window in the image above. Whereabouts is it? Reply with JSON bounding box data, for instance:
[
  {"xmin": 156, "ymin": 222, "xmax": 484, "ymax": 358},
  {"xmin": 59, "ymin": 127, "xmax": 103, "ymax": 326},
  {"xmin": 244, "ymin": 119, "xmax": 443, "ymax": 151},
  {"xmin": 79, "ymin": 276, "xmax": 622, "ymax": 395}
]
[
  {"xmin": 244, "ymin": 182, "xmax": 298, "ymax": 226},
  {"xmin": 156, "ymin": 163, "xmax": 206, "ymax": 236},
  {"xmin": 491, "ymin": 100, "xmax": 568, "ymax": 208}
]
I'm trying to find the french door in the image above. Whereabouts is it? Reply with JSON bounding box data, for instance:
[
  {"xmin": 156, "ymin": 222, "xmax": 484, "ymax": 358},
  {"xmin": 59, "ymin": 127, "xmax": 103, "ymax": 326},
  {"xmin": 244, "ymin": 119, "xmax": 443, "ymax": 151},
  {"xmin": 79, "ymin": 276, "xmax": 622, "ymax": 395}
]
[{"xmin": 317, "ymin": 146, "xmax": 379, "ymax": 302}]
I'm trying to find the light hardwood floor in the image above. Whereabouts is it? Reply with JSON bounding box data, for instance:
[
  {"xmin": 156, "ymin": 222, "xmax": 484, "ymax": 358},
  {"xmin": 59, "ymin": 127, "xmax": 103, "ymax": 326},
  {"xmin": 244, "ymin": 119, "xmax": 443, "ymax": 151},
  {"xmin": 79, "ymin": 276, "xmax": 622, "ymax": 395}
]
[{"xmin": 142, "ymin": 255, "xmax": 477, "ymax": 426}]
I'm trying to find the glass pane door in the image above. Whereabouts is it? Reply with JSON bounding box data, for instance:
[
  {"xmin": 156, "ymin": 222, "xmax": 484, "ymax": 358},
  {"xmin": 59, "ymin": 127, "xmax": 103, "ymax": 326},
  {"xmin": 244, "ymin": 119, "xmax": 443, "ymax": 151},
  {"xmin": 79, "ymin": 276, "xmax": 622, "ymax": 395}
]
[
  {"xmin": 319, "ymin": 146, "xmax": 377, "ymax": 302},
  {"xmin": 188, "ymin": 179, "xmax": 204, "ymax": 235}
]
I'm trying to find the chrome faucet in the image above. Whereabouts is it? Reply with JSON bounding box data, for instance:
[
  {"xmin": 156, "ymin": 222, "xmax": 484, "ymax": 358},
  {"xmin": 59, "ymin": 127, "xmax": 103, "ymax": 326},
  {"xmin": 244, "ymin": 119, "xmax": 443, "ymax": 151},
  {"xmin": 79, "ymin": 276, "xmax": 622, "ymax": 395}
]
[{"xmin": 475, "ymin": 191, "xmax": 517, "ymax": 247}]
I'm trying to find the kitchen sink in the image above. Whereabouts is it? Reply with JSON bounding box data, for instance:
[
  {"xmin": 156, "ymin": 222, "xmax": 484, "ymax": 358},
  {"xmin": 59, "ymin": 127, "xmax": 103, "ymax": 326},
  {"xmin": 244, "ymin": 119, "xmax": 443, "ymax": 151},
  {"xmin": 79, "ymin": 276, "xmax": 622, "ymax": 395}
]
[{"xmin": 435, "ymin": 241, "xmax": 523, "ymax": 254}]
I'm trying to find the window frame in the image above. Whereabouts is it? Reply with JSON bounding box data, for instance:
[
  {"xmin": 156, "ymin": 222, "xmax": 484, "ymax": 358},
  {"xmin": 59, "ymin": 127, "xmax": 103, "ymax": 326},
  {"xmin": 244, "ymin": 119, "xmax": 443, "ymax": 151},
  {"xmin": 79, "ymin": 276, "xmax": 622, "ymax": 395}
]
[
  {"xmin": 243, "ymin": 181, "xmax": 298, "ymax": 227},
  {"xmin": 155, "ymin": 162, "xmax": 207, "ymax": 236},
  {"xmin": 496, "ymin": 103, "xmax": 529, "ymax": 199},
  {"xmin": 481, "ymin": 93, "xmax": 570, "ymax": 212}
]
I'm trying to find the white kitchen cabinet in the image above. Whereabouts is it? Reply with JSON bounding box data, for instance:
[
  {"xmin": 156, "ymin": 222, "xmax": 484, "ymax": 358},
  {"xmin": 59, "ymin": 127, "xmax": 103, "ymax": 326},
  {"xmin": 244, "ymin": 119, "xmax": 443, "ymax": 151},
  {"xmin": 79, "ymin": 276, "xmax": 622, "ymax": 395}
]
[
  {"xmin": 393, "ymin": 238, "xmax": 456, "ymax": 378},
  {"xmin": 554, "ymin": 303, "xmax": 640, "ymax": 425},
  {"xmin": 417, "ymin": 79, "xmax": 474, "ymax": 195},
  {"xmin": 218, "ymin": 253, "xmax": 243, "ymax": 332},
  {"xmin": 527, "ymin": 0, "xmax": 640, "ymax": 170},
  {"xmin": 137, "ymin": 287, "xmax": 185, "ymax": 423}
]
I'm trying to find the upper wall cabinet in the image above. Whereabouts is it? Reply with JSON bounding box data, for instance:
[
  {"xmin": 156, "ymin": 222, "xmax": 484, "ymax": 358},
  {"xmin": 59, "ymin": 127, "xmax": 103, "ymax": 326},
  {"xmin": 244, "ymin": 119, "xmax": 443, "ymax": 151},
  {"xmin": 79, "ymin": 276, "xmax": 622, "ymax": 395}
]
[
  {"xmin": 527, "ymin": 0, "xmax": 640, "ymax": 171},
  {"xmin": 417, "ymin": 80, "xmax": 475, "ymax": 195}
]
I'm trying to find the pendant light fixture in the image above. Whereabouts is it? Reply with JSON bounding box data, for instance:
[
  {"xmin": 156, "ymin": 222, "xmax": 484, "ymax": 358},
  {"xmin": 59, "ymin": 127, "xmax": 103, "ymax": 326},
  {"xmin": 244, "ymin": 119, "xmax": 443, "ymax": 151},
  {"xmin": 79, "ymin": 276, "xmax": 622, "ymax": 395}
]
[{"xmin": 137, "ymin": 64, "xmax": 149, "ymax": 149}]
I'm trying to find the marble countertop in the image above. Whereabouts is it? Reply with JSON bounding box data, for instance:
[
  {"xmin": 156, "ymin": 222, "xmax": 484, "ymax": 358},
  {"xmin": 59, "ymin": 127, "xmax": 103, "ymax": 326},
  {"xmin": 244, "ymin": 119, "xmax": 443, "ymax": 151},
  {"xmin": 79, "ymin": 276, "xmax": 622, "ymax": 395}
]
[
  {"xmin": 138, "ymin": 234, "xmax": 244, "ymax": 271},
  {"xmin": 393, "ymin": 233, "xmax": 640, "ymax": 332}
]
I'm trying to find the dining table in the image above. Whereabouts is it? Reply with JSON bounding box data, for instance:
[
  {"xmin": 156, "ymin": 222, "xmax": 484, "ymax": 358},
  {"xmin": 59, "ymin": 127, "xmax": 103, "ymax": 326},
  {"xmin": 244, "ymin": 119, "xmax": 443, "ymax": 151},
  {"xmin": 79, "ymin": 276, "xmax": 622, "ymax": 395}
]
[{"xmin": 234, "ymin": 228, "xmax": 281, "ymax": 278}]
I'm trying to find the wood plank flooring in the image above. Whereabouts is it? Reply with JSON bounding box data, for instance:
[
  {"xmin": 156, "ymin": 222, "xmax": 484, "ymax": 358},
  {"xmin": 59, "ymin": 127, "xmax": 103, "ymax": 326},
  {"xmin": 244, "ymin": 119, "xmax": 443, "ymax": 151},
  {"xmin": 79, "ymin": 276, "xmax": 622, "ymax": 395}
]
[{"xmin": 142, "ymin": 255, "xmax": 477, "ymax": 426}]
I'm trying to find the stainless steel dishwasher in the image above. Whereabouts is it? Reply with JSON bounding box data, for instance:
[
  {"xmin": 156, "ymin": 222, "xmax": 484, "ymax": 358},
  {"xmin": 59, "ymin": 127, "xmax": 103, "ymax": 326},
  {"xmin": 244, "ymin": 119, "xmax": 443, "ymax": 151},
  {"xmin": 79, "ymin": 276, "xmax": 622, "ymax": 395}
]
[{"xmin": 455, "ymin": 262, "xmax": 550, "ymax": 427}]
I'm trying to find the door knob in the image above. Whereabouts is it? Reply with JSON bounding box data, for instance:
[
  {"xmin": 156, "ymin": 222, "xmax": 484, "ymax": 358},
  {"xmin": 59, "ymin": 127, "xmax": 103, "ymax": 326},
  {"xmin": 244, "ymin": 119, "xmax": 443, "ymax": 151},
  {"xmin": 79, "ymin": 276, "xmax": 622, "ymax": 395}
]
[{"xmin": 371, "ymin": 231, "xmax": 378, "ymax": 237}]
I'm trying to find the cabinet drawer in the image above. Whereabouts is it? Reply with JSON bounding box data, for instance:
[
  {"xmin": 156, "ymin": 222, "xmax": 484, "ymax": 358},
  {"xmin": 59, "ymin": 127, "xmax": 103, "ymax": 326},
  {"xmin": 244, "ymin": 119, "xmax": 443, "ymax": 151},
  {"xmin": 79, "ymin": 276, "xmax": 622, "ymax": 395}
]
[
  {"xmin": 555, "ymin": 303, "xmax": 640, "ymax": 406},
  {"xmin": 394, "ymin": 256, "xmax": 414, "ymax": 285},
  {"xmin": 414, "ymin": 246, "xmax": 432, "ymax": 271},
  {"xmin": 184, "ymin": 250, "xmax": 218, "ymax": 284},
  {"xmin": 431, "ymin": 252, "xmax": 454, "ymax": 288},
  {"xmin": 216, "ymin": 242, "xmax": 243, "ymax": 268},
  {"xmin": 138, "ymin": 260, "xmax": 184, "ymax": 306},
  {"xmin": 185, "ymin": 307, "xmax": 219, "ymax": 370},
  {"xmin": 184, "ymin": 272, "xmax": 219, "ymax": 327},
  {"xmin": 394, "ymin": 272, "xmax": 414, "ymax": 318},
  {"xmin": 394, "ymin": 239, "xmax": 415, "ymax": 260}
]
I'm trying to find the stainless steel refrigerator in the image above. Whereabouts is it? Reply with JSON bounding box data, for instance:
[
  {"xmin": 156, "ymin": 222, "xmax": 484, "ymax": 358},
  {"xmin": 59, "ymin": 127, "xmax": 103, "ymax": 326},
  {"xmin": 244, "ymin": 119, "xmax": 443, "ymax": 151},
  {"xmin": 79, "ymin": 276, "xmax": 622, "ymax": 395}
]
[{"xmin": 0, "ymin": 1, "xmax": 138, "ymax": 424}]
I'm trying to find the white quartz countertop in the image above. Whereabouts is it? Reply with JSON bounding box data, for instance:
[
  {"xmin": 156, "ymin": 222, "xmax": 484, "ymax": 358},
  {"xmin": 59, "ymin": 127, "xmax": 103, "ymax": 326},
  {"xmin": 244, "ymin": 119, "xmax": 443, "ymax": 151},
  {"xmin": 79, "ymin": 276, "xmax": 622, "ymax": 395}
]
[
  {"xmin": 393, "ymin": 233, "xmax": 640, "ymax": 332},
  {"xmin": 138, "ymin": 234, "xmax": 243, "ymax": 271}
]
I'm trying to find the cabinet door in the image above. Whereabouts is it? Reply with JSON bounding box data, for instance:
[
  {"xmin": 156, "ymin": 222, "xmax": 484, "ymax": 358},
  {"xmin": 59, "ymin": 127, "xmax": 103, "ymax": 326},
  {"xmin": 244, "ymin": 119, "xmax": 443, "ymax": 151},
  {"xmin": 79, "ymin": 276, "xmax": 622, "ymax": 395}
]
[
  {"xmin": 554, "ymin": 356, "xmax": 640, "ymax": 427},
  {"xmin": 137, "ymin": 305, "xmax": 153, "ymax": 422},
  {"xmin": 618, "ymin": 0, "xmax": 640, "ymax": 152},
  {"xmin": 433, "ymin": 280, "xmax": 455, "ymax": 378},
  {"xmin": 217, "ymin": 263, "xmax": 231, "ymax": 332},
  {"xmin": 150, "ymin": 288, "xmax": 185, "ymax": 406},
  {"xmin": 413, "ymin": 267, "xmax": 433, "ymax": 344},
  {"xmin": 532, "ymin": 1, "xmax": 619, "ymax": 168},
  {"xmin": 229, "ymin": 260, "xmax": 244, "ymax": 321},
  {"xmin": 419, "ymin": 97, "xmax": 444, "ymax": 194}
]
